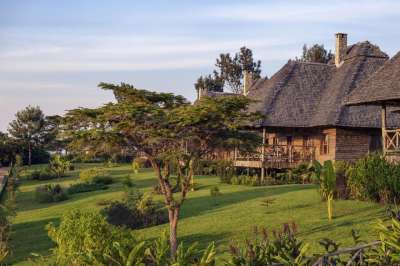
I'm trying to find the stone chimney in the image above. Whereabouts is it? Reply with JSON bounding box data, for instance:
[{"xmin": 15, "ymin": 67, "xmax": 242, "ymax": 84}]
[
  {"xmin": 197, "ymin": 86, "xmax": 207, "ymax": 101},
  {"xmin": 335, "ymin": 33, "xmax": 347, "ymax": 67},
  {"xmin": 243, "ymin": 70, "xmax": 253, "ymax": 96}
]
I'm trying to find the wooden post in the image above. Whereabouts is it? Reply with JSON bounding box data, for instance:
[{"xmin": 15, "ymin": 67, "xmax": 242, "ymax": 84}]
[
  {"xmin": 381, "ymin": 104, "xmax": 387, "ymax": 154},
  {"xmin": 261, "ymin": 128, "xmax": 266, "ymax": 181}
]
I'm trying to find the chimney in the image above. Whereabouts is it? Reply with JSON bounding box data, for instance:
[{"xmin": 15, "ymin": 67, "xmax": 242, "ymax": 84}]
[
  {"xmin": 243, "ymin": 70, "xmax": 253, "ymax": 95},
  {"xmin": 335, "ymin": 33, "xmax": 347, "ymax": 67}
]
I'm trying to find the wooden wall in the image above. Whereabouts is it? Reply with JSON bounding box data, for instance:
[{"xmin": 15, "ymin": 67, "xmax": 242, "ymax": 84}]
[{"xmin": 335, "ymin": 128, "xmax": 380, "ymax": 162}]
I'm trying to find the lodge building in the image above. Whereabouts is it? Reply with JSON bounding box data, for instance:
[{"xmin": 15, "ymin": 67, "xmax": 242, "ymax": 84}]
[{"xmin": 198, "ymin": 33, "xmax": 400, "ymax": 172}]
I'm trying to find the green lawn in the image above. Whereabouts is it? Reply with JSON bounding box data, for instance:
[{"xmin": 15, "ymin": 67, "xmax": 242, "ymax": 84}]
[{"xmin": 9, "ymin": 163, "xmax": 386, "ymax": 265}]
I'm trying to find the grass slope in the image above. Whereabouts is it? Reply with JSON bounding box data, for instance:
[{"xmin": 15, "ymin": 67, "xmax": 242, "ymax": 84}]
[{"xmin": 9, "ymin": 164, "xmax": 385, "ymax": 265}]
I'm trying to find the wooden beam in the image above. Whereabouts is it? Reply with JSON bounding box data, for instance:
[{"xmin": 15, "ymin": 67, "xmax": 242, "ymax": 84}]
[
  {"xmin": 261, "ymin": 127, "xmax": 266, "ymax": 181},
  {"xmin": 381, "ymin": 104, "xmax": 387, "ymax": 155}
]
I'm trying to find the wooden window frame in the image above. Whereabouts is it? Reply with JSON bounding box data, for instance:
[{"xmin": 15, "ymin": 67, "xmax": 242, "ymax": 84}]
[{"xmin": 320, "ymin": 135, "xmax": 329, "ymax": 155}]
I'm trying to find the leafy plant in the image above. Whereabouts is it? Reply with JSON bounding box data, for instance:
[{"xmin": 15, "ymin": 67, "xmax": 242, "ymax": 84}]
[
  {"xmin": 67, "ymin": 182, "xmax": 108, "ymax": 194},
  {"xmin": 102, "ymin": 189, "xmax": 167, "ymax": 229},
  {"xmin": 79, "ymin": 167, "xmax": 108, "ymax": 183},
  {"xmin": 48, "ymin": 154, "xmax": 71, "ymax": 178},
  {"xmin": 29, "ymin": 168, "xmax": 57, "ymax": 180},
  {"xmin": 226, "ymin": 222, "xmax": 309, "ymax": 266},
  {"xmin": 312, "ymin": 160, "xmax": 336, "ymax": 221},
  {"xmin": 35, "ymin": 184, "xmax": 68, "ymax": 203},
  {"xmin": 47, "ymin": 209, "xmax": 132, "ymax": 265},
  {"xmin": 210, "ymin": 186, "xmax": 222, "ymax": 206}
]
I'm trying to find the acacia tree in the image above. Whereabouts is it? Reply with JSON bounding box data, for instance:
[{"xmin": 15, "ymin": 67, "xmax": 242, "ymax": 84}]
[
  {"xmin": 8, "ymin": 106, "xmax": 47, "ymax": 165},
  {"xmin": 64, "ymin": 82, "xmax": 261, "ymax": 256}
]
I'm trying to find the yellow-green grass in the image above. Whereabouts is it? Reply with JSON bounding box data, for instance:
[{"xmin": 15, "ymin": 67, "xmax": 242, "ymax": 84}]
[{"xmin": 9, "ymin": 164, "xmax": 385, "ymax": 265}]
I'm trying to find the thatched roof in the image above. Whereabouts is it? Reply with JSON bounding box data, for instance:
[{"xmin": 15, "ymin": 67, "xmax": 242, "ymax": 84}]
[
  {"xmin": 346, "ymin": 51, "xmax": 400, "ymax": 106},
  {"xmin": 247, "ymin": 41, "xmax": 400, "ymax": 128}
]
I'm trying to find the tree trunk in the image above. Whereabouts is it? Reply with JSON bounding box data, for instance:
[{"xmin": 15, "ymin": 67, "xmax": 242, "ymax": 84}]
[
  {"xmin": 28, "ymin": 142, "xmax": 32, "ymax": 166},
  {"xmin": 168, "ymin": 207, "xmax": 180, "ymax": 258}
]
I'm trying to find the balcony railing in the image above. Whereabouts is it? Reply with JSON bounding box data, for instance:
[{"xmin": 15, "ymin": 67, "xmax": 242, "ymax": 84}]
[
  {"xmin": 234, "ymin": 144, "xmax": 315, "ymax": 168},
  {"xmin": 384, "ymin": 129, "xmax": 400, "ymax": 154}
]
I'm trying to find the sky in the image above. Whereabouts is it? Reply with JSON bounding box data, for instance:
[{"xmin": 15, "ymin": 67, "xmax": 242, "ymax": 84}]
[{"xmin": 1, "ymin": 0, "xmax": 400, "ymax": 131}]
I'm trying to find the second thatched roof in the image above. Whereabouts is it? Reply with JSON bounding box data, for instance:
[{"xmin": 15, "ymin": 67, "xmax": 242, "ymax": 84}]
[{"xmin": 346, "ymin": 51, "xmax": 400, "ymax": 106}]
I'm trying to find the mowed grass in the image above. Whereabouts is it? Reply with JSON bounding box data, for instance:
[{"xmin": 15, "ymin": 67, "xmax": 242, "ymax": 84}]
[{"xmin": 9, "ymin": 163, "xmax": 386, "ymax": 265}]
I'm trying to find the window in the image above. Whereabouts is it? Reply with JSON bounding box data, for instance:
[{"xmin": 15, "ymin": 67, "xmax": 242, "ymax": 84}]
[
  {"xmin": 287, "ymin": 136, "xmax": 293, "ymax": 146},
  {"xmin": 303, "ymin": 135, "xmax": 311, "ymax": 146},
  {"xmin": 320, "ymin": 135, "xmax": 329, "ymax": 155}
]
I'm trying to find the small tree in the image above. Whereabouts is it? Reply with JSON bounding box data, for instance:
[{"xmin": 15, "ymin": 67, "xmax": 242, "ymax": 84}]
[
  {"xmin": 64, "ymin": 82, "xmax": 261, "ymax": 256},
  {"xmin": 196, "ymin": 47, "xmax": 262, "ymax": 94},
  {"xmin": 48, "ymin": 155, "xmax": 71, "ymax": 178},
  {"xmin": 300, "ymin": 44, "xmax": 333, "ymax": 63},
  {"xmin": 313, "ymin": 160, "xmax": 336, "ymax": 221},
  {"xmin": 8, "ymin": 106, "xmax": 47, "ymax": 165}
]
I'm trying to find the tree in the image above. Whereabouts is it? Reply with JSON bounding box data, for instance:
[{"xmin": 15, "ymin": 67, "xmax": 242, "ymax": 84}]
[
  {"xmin": 195, "ymin": 47, "xmax": 262, "ymax": 94},
  {"xmin": 300, "ymin": 44, "xmax": 333, "ymax": 63},
  {"xmin": 194, "ymin": 71, "xmax": 224, "ymax": 95},
  {"xmin": 64, "ymin": 82, "xmax": 261, "ymax": 257},
  {"xmin": 0, "ymin": 132, "xmax": 16, "ymax": 167},
  {"xmin": 8, "ymin": 106, "xmax": 47, "ymax": 165},
  {"xmin": 312, "ymin": 160, "xmax": 336, "ymax": 222}
]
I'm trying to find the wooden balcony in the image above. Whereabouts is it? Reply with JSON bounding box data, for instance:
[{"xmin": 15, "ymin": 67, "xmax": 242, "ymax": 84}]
[
  {"xmin": 233, "ymin": 144, "xmax": 315, "ymax": 169},
  {"xmin": 384, "ymin": 129, "xmax": 400, "ymax": 154}
]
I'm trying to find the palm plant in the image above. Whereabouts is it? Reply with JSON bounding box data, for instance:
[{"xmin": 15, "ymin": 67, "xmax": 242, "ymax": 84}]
[{"xmin": 312, "ymin": 160, "xmax": 336, "ymax": 222}]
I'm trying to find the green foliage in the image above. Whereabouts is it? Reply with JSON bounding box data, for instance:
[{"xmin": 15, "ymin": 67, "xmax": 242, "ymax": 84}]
[
  {"xmin": 210, "ymin": 186, "xmax": 222, "ymax": 206},
  {"xmin": 122, "ymin": 175, "xmax": 135, "ymax": 188},
  {"xmin": 79, "ymin": 167, "xmax": 107, "ymax": 182},
  {"xmin": 8, "ymin": 106, "xmax": 48, "ymax": 165},
  {"xmin": 35, "ymin": 184, "xmax": 68, "ymax": 203},
  {"xmin": 67, "ymin": 182, "xmax": 108, "ymax": 194},
  {"xmin": 346, "ymin": 153, "xmax": 400, "ymax": 204},
  {"xmin": 226, "ymin": 223, "xmax": 310, "ymax": 265},
  {"xmin": 47, "ymin": 209, "xmax": 132, "ymax": 266},
  {"xmin": 29, "ymin": 168, "xmax": 56, "ymax": 180},
  {"xmin": 102, "ymin": 189, "xmax": 167, "ymax": 229},
  {"xmin": 195, "ymin": 46, "xmax": 261, "ymax": 94},
  {"xmin": 48, "ymin": 155, "xmax": 71, "ymax": 178},
  {"xmin": 300, "ymin": 44, "xmax": 333, "ymax": 63},
  {"xmin": 105, "ymin": 230, "xmax": 216, "ymax": 266},
  {"xmin": 312, "ymin": 160, "xmax": 336, "ymax": 221}
]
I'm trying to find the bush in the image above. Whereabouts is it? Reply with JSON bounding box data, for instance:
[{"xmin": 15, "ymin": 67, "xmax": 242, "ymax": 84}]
[
  {"xmin": 35, "ymin": 184, "xmax": 68, "ymax": 203},
  {"xmin": 29, "ymin": 168, "xmax": 57, "ymax": 180},
  {"xmin": 93, "ymin": 175, "xmax": 113, "ymax": 185},
  {"xmin": 67, "ymin": 182, "xmax": 108, "ymax": 194},
  {"xmin": 47, "ymin": 209, "xmax": 132, "ymax": 265},
  {"xmin": 227, "ymin": 222, "xmax": 310, "ymax": 265},
  {"xmin": 48, "ymin": 155, "xmax": 71, "ymax": 178},
  {"xmin": 79, "ymin": 168, "xmax": 110, "ymax": 183},
  {"xmin": 346, "ymin": 153, "xmax": 400, "ymax": 204},
  {"xmin": 102, "ymin": 189, "xmax": 167, "ymax": 229}
]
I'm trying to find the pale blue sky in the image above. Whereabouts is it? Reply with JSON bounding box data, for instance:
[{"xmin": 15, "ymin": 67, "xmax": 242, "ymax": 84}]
[{"xmin": 1, "ymin": 0, "xmax": 400, "ymax": 131}]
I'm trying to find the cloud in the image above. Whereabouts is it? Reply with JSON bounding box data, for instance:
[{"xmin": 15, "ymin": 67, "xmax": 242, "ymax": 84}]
[
  {"xmin": 0, "ymin": 33, "xmax": 298, "ymax": 72},
  {"xmin": 207, "ymin": 0, "xmax": 400, "ymax": 23}
]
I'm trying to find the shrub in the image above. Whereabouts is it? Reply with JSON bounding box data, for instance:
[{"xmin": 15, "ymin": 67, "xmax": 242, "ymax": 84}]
[
  {"xmin": 102, "ymin": 189, "xmax": 167, "ymax": 229},
  {"xmin": 226, "ymin": 222, "xmax": 310, "ymax": 265},
  {"xmin": 67, "ymin": 182, "xmax": 108, "ymax": 194},
  {"xmin": 47, "ymin": 209, "xmax": 132, "ymax": 265},
  {"xmin": 104, "ymin": 231, "xmax": 216, "ymax": 266},
  {"xmin": 79, "ymin": 168, "xmax": 109, "ymax": 183},
  {"xmin": 48, "ymin": 155, "xmax": 71, "ymax": 178},
  {"xmin": 29, "ymin": 168, "xmax": 56, "ymax": 180},
  {"xmin": 35, "ymin": 184, "xmax": 68, "ymax": 203},
  {"xmin": 93, "ymin": 175, "xmax": 113, "ymax": 185},
  {"xmin": 346, "ymin": 153, "xmax": 400, "ymax": 204},
  {"xmin": 122, "ymin": 175, "xmax": 135, "ymax": 188}
]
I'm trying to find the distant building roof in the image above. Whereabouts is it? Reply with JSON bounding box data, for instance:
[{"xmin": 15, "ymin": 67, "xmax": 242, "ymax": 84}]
[
  {"xmin": 247, "ymin": 41, "xmax": 400, "ymax": 128},
  {"xmin": 346, "ymin": 51, "xmax": 400, "ymax": 106}
]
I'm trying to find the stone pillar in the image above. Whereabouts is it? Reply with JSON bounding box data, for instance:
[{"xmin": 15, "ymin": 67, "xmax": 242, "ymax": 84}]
[{"xmin": 335, "ymin": 33, "xmax": 347, "ymax": 67}]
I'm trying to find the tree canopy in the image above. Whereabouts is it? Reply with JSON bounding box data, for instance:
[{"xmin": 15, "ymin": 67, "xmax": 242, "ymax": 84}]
[
  {"xmin": 300, "ymin": 44, "xmax": 333, "ymax": 63},
  {"xmin": 63, "ymin": 82, "xmax": 261, "ymax": 256},
  {"xmin": 8, "ymin": 106, "xmax": 48, "ymax": 165},
  {"xmin": 195, "ymin": 46, "xmax": 262, "ymax": 94}
]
